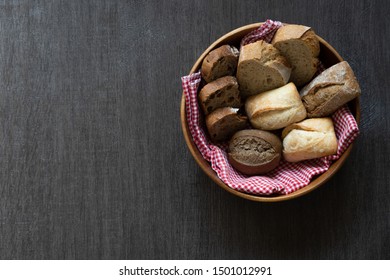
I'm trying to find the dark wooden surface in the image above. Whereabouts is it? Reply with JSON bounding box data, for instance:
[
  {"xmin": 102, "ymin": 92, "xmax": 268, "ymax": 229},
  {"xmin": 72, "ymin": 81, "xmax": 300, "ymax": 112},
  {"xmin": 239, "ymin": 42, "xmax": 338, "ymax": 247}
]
[{"xmin": 0, "ymin": 0, "xmax": 388, "ymax": 260}]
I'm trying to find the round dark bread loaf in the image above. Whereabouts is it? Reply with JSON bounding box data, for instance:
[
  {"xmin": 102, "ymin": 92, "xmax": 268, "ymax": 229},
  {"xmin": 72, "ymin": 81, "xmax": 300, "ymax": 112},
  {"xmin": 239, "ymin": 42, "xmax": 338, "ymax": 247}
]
[{"xmin": 228, "ymin": 129, "xmax": 282, "ymax": 175}]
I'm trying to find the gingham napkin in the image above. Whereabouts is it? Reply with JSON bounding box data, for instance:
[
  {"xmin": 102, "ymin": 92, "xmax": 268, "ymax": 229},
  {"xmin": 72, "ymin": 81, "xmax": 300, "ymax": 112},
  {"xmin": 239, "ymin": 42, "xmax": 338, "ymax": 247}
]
[{"xmin": 181, "ymin": 19, "xmax": 359, "ymax": 195}]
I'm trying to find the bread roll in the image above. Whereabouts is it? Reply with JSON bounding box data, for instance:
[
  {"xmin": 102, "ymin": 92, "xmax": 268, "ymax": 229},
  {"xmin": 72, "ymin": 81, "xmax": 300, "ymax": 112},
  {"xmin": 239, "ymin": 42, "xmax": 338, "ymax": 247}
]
[
  {"xmin": 245, "ymin": 82, "xmax": 307, "ymax": 130},
  {"xmin": 205, "ymin": 107, "xmax": 248, "ymax": 142},
  {"xmin": 300, "ymin": 61, "xmax": 361, "ymax": 117},
  {"xmin": 282, "ymin": 118, "xmax": 338, "ymax": 162},
  {"xmin": 201, "ymin": 45, "xmax": 239, "ymax": 83},
  {"xmin": 272, "ymin": 24, "xmax": 320, "ymax": 87},
  {"xmin": 228, "ymin": 130, "xmax": 282, "ymax": 175},
  {"xmin": 198, "ymin": 76, "xmax": 241, "ymax": 115},
  {"xmin": 236, "ymin": 40, "xmax": 291, "ymax": 97}
]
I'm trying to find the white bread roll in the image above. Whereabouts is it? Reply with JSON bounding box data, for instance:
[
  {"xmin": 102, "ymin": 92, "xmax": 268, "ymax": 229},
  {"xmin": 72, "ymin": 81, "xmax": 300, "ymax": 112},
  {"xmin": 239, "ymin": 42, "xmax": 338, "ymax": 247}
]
[
  {"xmin": 245, "ymin": 82, "xmax": 307, "ymax": 130},
  {"xmin": 282, "ymin": 118, "xmax": 338, "ymax": 162}
]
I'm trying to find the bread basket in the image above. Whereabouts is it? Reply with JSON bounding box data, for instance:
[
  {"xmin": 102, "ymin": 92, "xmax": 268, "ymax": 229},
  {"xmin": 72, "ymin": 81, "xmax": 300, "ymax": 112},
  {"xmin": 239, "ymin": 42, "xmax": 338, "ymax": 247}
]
[{"xmin": 180, "ymin": 23, "xmax": 361, "ymax": 202}]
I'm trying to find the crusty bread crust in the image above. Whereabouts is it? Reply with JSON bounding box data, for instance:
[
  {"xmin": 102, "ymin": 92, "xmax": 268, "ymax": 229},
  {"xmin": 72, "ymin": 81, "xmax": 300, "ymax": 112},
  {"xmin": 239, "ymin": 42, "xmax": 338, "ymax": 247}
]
[
  {"xmin": 228, "ymin": 129, "xmax": 282, "ymax": 175},
  {"xmin": 198, "ymin": 76, "xmax": 241, "ymax": 114},
  {"xmin": 272, "ymin": 25, "xmax": 320, "ymax": 87},
  {"xmin": 237, "ymin": 40, "xmax": 291, "ymax": 97},
  {"xmin": 300, "ymin": 61, "xmax": 361, "ymax": 117},
  {"xmin": 272, "ymin": 25, "xmax": 312, "ymax": 41},
  {"xmin": 245, "ymin": 82, "xmax": 307, "ymax": 130},
  {"xmin": 201, "ymin": 45, "xmax": 239, "ymax": 83},
  {"xmin": 205, "ymin": 107, "xmax": 248, "ymax": 142},
  {"xmin": 282, "ymin": 118, "xmax": 338, "ymax": 162}
]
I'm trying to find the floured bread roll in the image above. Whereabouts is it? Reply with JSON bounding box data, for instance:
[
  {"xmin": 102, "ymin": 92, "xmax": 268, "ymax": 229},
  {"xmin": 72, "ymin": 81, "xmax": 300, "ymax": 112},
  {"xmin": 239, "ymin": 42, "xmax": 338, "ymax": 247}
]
[
  {"xmin": 300, "ymin": 61, "xmax": 361, "ymax": 117},
  {"xmin": 245, "ymin": 82, "xmax": 307, "ymax": 130},
  {"xmin": 282, "ymin": 118, "xmax": 338, "ymax": 162}
]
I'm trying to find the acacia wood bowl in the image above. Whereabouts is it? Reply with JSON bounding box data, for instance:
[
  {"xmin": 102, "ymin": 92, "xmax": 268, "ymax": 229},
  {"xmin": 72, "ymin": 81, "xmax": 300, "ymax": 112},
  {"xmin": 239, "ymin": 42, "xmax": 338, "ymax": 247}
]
[{"xmin": 180, "ymin": 23, "xmax": 361, "ymax": 202}]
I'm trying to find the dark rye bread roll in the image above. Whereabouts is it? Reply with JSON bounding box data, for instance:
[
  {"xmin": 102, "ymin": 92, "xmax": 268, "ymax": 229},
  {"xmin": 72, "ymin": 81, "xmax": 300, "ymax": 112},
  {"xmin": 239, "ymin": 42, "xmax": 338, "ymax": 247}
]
[
  {"xmin": 199, "ymin": 76, "xmax": 242, "ymax": 115},
  {"xmin": 228, "ymin": 130, "xmax": 282, "ymax": 175},
  {"xmin": 201, "ymin": 45, "xmax": 239, "ymax": 83},
  {"xmin": 206, "ymin": 107, "xmax": 248, "ymax": 142}
]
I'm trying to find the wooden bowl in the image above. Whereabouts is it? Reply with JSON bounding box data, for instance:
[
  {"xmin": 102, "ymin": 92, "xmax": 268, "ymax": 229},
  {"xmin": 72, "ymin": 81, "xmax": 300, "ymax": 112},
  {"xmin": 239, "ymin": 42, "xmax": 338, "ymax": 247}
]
[{"xmin": 180, "ymin": 23, "xmax": 361, "ymax": 202}]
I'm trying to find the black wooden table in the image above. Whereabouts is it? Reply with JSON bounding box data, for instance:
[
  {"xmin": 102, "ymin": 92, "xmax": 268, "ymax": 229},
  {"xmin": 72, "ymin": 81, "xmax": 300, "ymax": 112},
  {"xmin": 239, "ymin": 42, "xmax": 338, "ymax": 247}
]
[{"xmin": 0, "ymin": 0, "xmax": 388, "ymax": 259}]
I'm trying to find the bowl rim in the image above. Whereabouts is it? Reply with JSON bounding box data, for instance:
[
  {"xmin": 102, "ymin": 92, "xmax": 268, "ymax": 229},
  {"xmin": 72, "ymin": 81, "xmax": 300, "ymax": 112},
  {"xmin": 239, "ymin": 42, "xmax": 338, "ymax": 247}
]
[{"xmin": 180, "ymin": 22, "xmax": 361, "ymax": 202}]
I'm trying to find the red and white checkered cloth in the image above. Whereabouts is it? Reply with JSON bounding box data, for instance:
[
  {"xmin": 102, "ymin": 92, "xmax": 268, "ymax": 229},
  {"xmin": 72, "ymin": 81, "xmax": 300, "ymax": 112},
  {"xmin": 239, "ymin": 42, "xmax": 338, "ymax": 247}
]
[
  {"xmin": 240, "ymin": 19, "xmax": 283, "ymax": 46},
  {"xmin": 181, "ymin": 20, "xmax": 360, "ymax": 195}
]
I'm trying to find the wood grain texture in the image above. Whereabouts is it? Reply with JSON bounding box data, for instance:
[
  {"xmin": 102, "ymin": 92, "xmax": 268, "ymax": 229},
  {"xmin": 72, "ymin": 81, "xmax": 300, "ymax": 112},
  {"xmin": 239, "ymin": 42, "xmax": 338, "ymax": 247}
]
[{"xmin": 0, "ymin": 0, "xmax": 388, "ymax": 259}]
